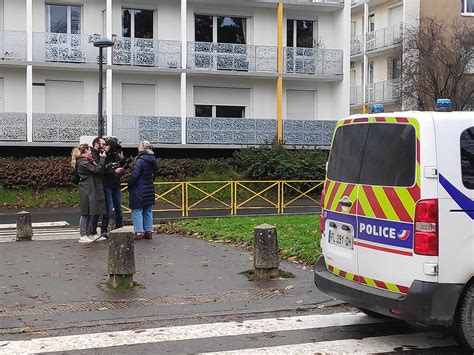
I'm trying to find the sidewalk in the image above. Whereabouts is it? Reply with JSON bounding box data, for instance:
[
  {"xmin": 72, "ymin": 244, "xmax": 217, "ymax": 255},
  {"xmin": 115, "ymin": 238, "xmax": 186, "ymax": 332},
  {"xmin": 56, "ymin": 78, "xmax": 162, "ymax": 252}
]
[{"xmin": 0, "ymin": 233, "xmax": 332, "ymax": 335}]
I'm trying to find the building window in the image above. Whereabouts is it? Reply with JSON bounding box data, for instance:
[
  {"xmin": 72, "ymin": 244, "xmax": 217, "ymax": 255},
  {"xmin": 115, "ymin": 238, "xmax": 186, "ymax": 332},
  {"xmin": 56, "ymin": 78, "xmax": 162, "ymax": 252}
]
[
  {"xmin": 287, "ymin": 20, "xmax": 315, "ymax": 48},
  {"xmin": 122, "ymin": 9, "xmax": 154, "ymax": 39},
  {"xmin": 195, "ymin": 105, "xmax": 245, "ymax": 118},
  {"xmin": 392, "ymin": 57, "xmax": 401, "ymax": 80},
  {"xmin": 46, "ymin": 4, "xmax": 81, "ymax": 34},
  {"xmin": 195, "ymin": 15, "xmax": 246, "ymax": 44},
  {"xmin": 368, "ymin": 62, "xmax": 374, "ymax": 83},
  {"xmin": 461, "ymin": 0, "xmax": 474, "ymax": 15},
  {"xmin": 368, "ymin": 13, "xmax": 375, "ymax": 32}
]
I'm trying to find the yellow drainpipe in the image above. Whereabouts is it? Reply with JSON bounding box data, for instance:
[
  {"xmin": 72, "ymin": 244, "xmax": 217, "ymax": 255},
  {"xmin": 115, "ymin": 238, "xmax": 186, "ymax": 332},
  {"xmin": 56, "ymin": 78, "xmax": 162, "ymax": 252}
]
[{"xmin": 276, "ymin": 3, "xmax": 283, "ymax": 143}]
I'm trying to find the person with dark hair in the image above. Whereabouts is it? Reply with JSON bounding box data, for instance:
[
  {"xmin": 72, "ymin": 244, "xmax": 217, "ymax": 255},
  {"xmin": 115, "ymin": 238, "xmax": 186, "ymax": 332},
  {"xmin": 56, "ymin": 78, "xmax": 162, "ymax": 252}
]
[
  {"xmin": 72, "ymin": 144, "xmax": 106, "ymax": 243},
  {"xmin": 91, "ymin": 136, "xmax": 106, "ymax": 163},
  {"xmin": 100, "ymin": 137, "xmax": 128, "ymax": 236},
  {"xmin": 128, "ymin": 141, "xmax": 157, "ymax": 240}
]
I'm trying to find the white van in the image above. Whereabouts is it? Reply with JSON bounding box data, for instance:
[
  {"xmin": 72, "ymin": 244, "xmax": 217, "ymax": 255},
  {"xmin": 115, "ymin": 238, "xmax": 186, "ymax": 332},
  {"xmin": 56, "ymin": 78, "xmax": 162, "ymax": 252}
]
[{"xmin": 314, "ymin": 108, "xmax": 474, "ymax": 348}]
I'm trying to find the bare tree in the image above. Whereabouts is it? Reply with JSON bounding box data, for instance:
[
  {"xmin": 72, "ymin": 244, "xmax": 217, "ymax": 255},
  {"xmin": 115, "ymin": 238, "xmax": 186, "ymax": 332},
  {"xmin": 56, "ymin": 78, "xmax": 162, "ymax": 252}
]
[{"xmin": 401, "ymin": 17, "xmax": 473, "ymax": 111}]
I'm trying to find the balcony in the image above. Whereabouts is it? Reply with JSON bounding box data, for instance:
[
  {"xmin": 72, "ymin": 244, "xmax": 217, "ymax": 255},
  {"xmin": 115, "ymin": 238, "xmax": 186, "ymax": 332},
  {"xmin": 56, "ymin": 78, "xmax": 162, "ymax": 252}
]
[
  {"xmin": 187, "ymin": 117, "xmax": 277, "ymax": 145},
  {"xmin": 366, "ymin": 23, "xmax": 403, "ymax": 52},
  {"xmin": 0, "ymin": 31, "xmax": 27, "ymax": 61},
  {"xmin": 350, "ymin": 35, "xmax": 363, "ymax": 56},
  {"xmin": 283, "ymin": 119, "xmax": 336, "ymax": 146},
  {"xmin": 112, "ymin": 38, "xmax": 181, "ymax": 68},
  {"xmin": 187, "ymin": 42, "xmax": 277, "ymax": 73},
  {"xmin": 350, "ymin": 85, "xmax": 364, "ymax": 105},
  {"xmin": 33, "ymin": 33, "xmax": 100, "ymax": 64},
  {"xmin": 366, "ymin": 79, "xmax": 401, "ymax": 103},
  {"xmin": 284, "ymin": 47, "xmax": 343, "ymax": 76},
  {"xmin": 0, "ymin": 113, "xmax": 27, "ymax": 141},
  {"xmin": 113, "ymin": 115, "xmax": 181, "ymax": 144},
  {"xmin": 32, "ymin": 113, "xmax": 97, "ymax": 142}
]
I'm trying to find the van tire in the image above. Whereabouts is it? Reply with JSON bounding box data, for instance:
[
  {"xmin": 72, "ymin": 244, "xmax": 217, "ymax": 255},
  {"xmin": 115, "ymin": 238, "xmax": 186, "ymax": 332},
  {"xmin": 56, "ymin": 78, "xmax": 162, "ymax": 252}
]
[
  {"xmin": 355, "ymin": 307, "xmax": 387, "ymax": 318},
  {"xmin": 453, "ymin": 284, "xmax": 474, "ymax": 350}
]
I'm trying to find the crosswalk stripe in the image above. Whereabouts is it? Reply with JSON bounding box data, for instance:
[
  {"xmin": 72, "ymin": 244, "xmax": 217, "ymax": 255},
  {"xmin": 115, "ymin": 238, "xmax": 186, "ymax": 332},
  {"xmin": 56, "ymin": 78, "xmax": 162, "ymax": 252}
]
[
  {"xmin": 0, "ymin": 312, "xmax": 386, "ymax": 354},
  {"xmin": 205, "ymin": 332, "xmax": 457, "ymax": 354}
]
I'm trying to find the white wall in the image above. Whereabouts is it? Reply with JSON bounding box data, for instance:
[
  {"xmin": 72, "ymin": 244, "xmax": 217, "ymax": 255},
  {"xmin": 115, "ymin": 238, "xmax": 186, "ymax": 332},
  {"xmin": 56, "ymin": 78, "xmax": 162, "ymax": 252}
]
[
  {"xmin": 0, "ymin": 68, "xmax": 25, "ymax": 112},
  {"xmin": 4, "ymin": 0, "xmax": 25, "ymax": 31}
]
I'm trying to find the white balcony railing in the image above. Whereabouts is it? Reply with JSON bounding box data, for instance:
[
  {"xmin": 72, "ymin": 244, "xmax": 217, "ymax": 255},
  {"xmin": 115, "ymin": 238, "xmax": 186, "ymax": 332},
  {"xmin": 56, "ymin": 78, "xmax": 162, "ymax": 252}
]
[
  {"xmin": 284, "ymin": 47, "xmax": 343, "ymax": 75},
  {"xmin": 366, "ymin": 79, "xmax": 401, "ymax": 103},
  {"xmin": 0, "ymin": 113, "xmax": 27, "ymax": 141},
  {"xmin": 113, "ymin": 115, "xmax": 181, "ymax": 144},
  {"xmin": 0, "ymin": 31, "xmax": 26, "ymax": 61},
  {"xmin": 350, "ymin": 85, "xmax": 364, "ymax": 105},
  {"xmin": 187, "ymin": 42, "xmax": 277, "ymax": 73},
  {"xmin": 113, "ymin": 38, "xmax": 181, "ymax": 68},
  {"xmin": 350, "ymin": 35, "xmax": 363, "ymax": 56},
  {"xmin": 366, "ymin": 23, "xmax": 403, "ymax": 51},
  {"xmin": 32, "ymin": 113, "xmax": 97, "ymax": 142},
  {"xmin": 33, "ymin": 33, "xmax": 100, "ymax": 63}
]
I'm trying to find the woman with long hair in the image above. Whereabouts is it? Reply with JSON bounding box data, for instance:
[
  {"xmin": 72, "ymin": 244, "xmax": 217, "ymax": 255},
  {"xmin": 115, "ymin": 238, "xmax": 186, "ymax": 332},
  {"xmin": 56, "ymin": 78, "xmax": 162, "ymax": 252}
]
[{"xmin": 72, "ymin": 144, "xmax": 106, "ymax": 243}]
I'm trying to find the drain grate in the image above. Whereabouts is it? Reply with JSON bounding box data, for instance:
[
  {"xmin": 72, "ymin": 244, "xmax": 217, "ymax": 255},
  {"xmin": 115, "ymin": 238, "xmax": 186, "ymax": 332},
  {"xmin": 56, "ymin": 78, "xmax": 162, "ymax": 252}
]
[{"xmin": 0, "ymin": 289, "xmax": 282, "ymax": 317}]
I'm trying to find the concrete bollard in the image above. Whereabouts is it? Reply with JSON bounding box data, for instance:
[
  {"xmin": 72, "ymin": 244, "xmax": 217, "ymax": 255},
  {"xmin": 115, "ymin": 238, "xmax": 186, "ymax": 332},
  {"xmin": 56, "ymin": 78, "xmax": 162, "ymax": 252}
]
[
  {"xmin": 16, "ymin": 211, "xmax": 33, "ymax": 241},
  {"xmin": 107, "ymin": 227, "xmax": 135, "ymax": 289},
  {"xmin": 253, "ymin": 224, "xmax": 279, "ymax": 280}
]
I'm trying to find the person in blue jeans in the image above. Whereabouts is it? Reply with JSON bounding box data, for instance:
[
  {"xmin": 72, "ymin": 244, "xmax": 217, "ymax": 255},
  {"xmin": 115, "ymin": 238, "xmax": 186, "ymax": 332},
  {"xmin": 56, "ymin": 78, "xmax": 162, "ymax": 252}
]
[
  {"xmin": 128, "ymin": 141, "xmax": 158, "ymax": 240},
  {"xmin": 100, "ymin": 137, "xmax": 127, "ymax": 237}
]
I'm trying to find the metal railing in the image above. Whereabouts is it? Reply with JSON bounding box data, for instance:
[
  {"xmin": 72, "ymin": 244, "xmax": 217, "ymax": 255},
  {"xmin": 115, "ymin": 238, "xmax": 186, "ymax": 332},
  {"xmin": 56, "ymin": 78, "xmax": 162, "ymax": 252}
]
[
  {"xmin": 33, "ymin": 32, "xmax": 100, "ymax": 63},
  {"xmin": 283, "ymin": 119, "xmax": 336, "ymax": 146},
  {"xmin": 350, "ymin": 85, "xmax": 364, "ymax": 105},
  {"xmin": 366, "ymin": 79, "xmax": 401, "ymax": 103},
  {"xmin": 113, "ymin": 115, "xmax": 181, "ymax": 145},
  {"xmin": 366, "ymin": 23, "xmax": 403, "ymax": 51},
  {"xmin": 187, "ymin": 117, "xmax": 277, "ymax": 145},
  {"xmin": 187, "ymin": 41, "xmax": 277, "ymax": 72},
  {"xmin": 284, "ymin": 47, "xmax": 343, "ymax": 75},
  {"xmin": 0, "ymin": 31, "xmax": 26, "ymax": 61},
  {"xmin": 113, "ymin": 38, "xmax": 181, "ymax": 68},
  {"xmin": 350, "ymin": 35, "xmax": 363, "ymax": 55},
  {"xmin": 0, "ymin": 113, "xmax": 27, "ymax": 141},
  {"xmin": 32, "ymin": 113, "xmax": 97, "ymax": 142},
  {"xmin": 121, "ymin": 180, "xmax": 324, "ymax": 217}
]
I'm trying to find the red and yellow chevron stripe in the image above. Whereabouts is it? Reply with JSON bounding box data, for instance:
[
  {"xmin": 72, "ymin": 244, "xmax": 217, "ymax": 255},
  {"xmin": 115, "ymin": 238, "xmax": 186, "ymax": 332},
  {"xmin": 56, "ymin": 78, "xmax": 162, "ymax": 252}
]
[{"xmin": 327, "ymin": 264, "xmax": 409, "ymax": 294}]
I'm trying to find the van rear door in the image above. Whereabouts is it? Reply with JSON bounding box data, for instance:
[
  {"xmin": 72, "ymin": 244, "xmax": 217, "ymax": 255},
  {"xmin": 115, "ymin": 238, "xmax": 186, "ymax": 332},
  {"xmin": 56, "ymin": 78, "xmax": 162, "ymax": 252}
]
[
  {"xmin": 322, "ymin": 122, "xmax": 369, "ymax": 284},
  {"xmin": 435, "ymin": 117, "xmax": 474, "ymax": 285},
  {"xmin": 355, "ymin": 118, "xmax": 421, "ymax": 295}
]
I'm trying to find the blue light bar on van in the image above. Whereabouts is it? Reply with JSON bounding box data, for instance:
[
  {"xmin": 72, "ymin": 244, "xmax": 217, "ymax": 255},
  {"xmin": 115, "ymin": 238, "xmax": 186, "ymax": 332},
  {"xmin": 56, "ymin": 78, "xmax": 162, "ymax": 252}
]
[
  {"xmin": 435, "ymin": 99, "xmax": 452, "ymax": 112},
  {"xmin": 370, "ymin": 104, "xmax": 385, "ymax": 113}
]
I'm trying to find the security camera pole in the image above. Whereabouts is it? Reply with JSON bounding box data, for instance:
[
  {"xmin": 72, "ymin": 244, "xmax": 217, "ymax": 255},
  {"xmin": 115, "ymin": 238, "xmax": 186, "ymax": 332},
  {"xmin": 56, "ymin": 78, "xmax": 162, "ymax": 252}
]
[{"xmin": 93, "ymin": 38, "xmax": 114, "ymax": 137}]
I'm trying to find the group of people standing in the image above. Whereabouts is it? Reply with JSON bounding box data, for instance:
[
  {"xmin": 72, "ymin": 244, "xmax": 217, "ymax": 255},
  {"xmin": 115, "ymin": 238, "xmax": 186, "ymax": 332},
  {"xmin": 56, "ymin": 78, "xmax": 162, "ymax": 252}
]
[{"xmin": 70, "ymin": 137, "xmax": 158, "ymax": 243}]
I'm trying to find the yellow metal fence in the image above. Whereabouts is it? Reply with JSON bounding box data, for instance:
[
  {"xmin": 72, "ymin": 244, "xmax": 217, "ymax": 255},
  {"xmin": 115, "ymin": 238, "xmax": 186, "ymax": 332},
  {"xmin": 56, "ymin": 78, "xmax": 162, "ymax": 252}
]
[{"xmin": 121, "ymin": 180, "xmax": 324, "ymax": 217}]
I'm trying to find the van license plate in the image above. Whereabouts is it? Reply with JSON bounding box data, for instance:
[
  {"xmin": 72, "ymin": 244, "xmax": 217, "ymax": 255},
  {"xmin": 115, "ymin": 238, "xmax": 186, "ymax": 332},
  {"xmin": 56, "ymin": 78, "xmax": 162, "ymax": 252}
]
[{"xmin": 328, "ymin": 230, "xmax": 353, "ymax": 250}]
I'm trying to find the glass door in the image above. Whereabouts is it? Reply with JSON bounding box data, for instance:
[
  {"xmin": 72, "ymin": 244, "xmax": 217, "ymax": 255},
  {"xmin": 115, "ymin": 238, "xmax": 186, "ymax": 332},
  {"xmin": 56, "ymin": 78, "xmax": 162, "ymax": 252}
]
[
  {"xmin": 286, "ymin": 19, "xmax": 315, "ymax": 74},
  {"xmin": 122, "ymin": 8, "xmax": 155, "ymax": 66}
]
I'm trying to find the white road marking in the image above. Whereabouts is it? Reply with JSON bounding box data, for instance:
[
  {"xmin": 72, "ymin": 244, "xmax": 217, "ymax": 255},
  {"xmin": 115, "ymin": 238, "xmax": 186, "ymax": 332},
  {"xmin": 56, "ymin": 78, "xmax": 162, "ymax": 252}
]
[
  {"xmin": 0, "ymin": 227, "xmax": 80, "ymax": 242},
  {"xmin": 205, "ymin": 332, "xmax": 457, "ymax": 354},
  {"xmin": 0, "ymin": 221, "xmax": 69, "ymax": 230},
  {"xmin": 0, "ymin": 312, "xmax": 385, "ymax": 354}
]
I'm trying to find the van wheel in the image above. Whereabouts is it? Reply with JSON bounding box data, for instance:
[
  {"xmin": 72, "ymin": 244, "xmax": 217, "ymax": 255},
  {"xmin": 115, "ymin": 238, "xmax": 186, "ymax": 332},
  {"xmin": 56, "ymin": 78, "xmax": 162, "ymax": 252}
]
[
  {"xmin": 355, "ymin": 307, "xmax": 387, "ymax": 318},
  {"xmin": 453, "ymin": 284, "xmax": 474, "ymax": 350}
]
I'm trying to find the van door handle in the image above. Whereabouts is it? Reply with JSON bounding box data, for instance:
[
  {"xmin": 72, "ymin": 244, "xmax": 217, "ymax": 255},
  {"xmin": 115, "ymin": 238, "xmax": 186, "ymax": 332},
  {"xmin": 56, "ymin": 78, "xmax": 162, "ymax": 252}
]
[{"xmin": 338, "ymin": 197, "xmax": 353, "ymax": 208}]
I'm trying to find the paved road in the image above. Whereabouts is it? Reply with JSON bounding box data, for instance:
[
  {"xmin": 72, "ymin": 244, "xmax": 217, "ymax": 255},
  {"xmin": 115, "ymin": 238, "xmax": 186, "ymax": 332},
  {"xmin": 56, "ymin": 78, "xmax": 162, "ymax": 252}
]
[{"xmin": 0, "ymin": 305, "xmax": 465, "ymax": 354}]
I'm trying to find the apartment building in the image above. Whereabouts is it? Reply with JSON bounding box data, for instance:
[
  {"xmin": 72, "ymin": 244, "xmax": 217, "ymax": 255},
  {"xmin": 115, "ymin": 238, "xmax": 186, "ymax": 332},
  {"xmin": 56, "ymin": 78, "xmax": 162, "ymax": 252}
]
[
  {"xmin": 0, "ymin": 0, "xmax": 350, "ymax": 149},
  {"xmin": 350, "ymin": 0, "xmax": 473, "ymax": 114}
]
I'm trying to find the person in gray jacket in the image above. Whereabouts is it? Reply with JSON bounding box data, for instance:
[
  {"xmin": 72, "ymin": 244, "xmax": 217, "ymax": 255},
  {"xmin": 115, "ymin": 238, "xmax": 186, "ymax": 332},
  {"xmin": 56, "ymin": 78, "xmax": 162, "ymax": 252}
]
[{"xmin": 71, "ymin": 144, "xmax": 106, "ymax": 243}]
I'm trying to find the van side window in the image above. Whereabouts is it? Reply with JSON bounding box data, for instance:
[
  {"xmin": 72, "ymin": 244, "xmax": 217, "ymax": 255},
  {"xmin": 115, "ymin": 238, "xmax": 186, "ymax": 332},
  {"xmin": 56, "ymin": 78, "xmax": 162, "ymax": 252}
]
[
  {"xmin": 327, "ymin": 124, "xmax": 369, "ymax": 184},
  {"xmin": 461, "ymin": 127, "xmax": 474, "ymax": 190},
  {"xmin": 359, "ymin": 124, "xmax": 416, "ymax": 187}
]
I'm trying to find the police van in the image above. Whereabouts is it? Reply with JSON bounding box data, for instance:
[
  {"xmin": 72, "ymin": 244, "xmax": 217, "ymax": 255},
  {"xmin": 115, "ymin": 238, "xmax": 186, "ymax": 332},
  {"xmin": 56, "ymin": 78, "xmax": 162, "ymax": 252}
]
[{"xmin": 314, "ymin": 101, "xmax": 474, "ymax": 348}]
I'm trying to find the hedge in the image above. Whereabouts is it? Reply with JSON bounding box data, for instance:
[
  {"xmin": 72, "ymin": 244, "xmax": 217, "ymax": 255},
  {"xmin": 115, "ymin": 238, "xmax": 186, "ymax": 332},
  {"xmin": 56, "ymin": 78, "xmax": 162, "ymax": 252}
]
[{"xmin": 0, "ymin": 145, "xmax": 328, "ymax": 190}]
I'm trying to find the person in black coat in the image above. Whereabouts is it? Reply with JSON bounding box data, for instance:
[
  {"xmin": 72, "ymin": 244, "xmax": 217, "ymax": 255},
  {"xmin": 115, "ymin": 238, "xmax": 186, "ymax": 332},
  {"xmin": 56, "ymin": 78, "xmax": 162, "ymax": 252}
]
[{"xmin": 128, "ymin": 141, "xmax": 157, "ymax": 240}]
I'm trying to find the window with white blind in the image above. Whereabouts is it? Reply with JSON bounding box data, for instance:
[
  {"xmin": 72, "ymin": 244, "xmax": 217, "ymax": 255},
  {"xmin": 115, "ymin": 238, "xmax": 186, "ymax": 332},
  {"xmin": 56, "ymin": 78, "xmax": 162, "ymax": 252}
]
[
  {"xmin": 286, "ymin": 90, "xmax": 316, "ymax": 120},
  {"xmin": 122, "ymin": 84, "xmax": 155, "ymax": 116},
  {"xmin": 45, "ymin": 80, "xmax": 83, "ymax": 114}
]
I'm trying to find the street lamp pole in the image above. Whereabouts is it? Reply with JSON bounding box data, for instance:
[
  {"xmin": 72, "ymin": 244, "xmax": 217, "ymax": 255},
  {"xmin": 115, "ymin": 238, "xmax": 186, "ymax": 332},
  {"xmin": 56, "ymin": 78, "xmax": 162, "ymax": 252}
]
[{"xmin": 93, "ymin": 39, "xmax": 114, "ymax": 137}]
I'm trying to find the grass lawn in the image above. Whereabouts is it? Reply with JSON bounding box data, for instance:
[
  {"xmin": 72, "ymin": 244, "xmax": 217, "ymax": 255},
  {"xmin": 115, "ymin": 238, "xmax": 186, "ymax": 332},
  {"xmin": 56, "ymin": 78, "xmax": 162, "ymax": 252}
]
[{"xmin": 158, "ymin": 214, "xmax": 321, "ymax": 265}]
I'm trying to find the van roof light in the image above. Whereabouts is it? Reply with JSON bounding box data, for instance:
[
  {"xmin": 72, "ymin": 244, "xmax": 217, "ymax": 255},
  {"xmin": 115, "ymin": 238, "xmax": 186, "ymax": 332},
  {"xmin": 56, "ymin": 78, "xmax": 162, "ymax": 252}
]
[
  {"xmin": 370, "ymin": 104, "xmax": 385, "ymax": 113},
  {"xmin": 435, "ymin": 99, "xmax": 452, "ymax": 112}
]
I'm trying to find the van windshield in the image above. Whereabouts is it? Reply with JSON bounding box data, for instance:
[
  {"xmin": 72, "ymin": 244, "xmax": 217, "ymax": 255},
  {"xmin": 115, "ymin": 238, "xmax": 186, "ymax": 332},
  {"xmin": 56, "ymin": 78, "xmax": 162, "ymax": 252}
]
[{"xmin": 327, "ymin": 123, "xmax": 416, "ymax": 187}]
